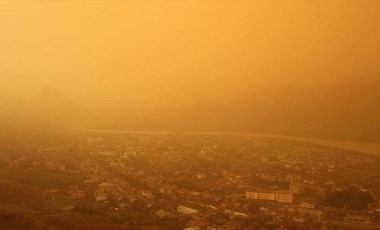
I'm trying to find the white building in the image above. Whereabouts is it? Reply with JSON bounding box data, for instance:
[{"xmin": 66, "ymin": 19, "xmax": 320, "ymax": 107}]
[
  {"xmin": 177, "ymin": 206, "xmax": 199, "ymax": 215},
  {"xmin": 225, "ymin": 209, "xmax": 248, "ymax": 219},
  {"xmin": 246, "ymin": 191, "xmax": 294, "ymax": 204}
]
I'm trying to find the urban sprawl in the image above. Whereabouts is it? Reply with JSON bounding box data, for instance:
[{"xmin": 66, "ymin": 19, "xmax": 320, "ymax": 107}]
[{"xmin": 0, "ymin": 133, "xmax": 380, "ymax": 229}]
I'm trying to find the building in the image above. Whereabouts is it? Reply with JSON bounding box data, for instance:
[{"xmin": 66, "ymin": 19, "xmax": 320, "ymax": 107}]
[
  {"xmin": 225, "ymin": 210, "xmax": 248, "ymax": 219},
  {"xmin": 87, "ymin": 138, "xmax": 104, "ymax": 146},
  {"xmin": 66, "ymin": 185, "xmax": 86, "ymax": 200},
  {"xmin": 160, "ymin": 183, "xmax": 177, "ymax": 195},
  {"xmin": 297, "ymin": 208, "xmax": 325, "ymax": 221},
  {"xmin": 177, "ymin": 206, "xmax": 199, "ymax": 215},
  {"xmin": 246, "ymin": 191, "xmax": 294, "ymax": 204},
  {"xmin": 290, "ymin": 181, "xmax": 305, "ymax": 194},
  {"xmin": 375, "ymin": 209, "xmax": 380, "ymax": 222},
  {"xmin": 344, "ymin": 215, "xmax": 371, "ymax": 224},
  {"xmin": 113, "ymin": 177, "xmax": 129, "ymax": 187},
  {"xmin": 246, "ymin": 191, "xmax": 275, "ymax": 200},
  {"xmin": 156, "ymin": 209, "xmax": 170, "ymax": 219},
  {"xmin": 299, "ymin": 202, "xmax": 315, "ymax": 209},
  {"xmin": 275, "ymin": 192, "xmax": 294, "ymax": 203},
  {"xmin": 94, "ymin": 190, "xmax": 108, "ymax": 201},
  {"xmin": 99, "ymin": 182, "xmax": 114, "ymax": 189}
]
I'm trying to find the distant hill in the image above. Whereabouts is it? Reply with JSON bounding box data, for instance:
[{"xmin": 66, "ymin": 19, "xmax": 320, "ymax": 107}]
[
  {"xmin": 0, "ymin": 87, "xmax": 88, "ymax": 132},
  {"xmin": 0, "ymin": 81, "xmax": 380, "ymax": 142},
  {"xmin": 90, "ymin": 80, "xmax": 380, "ymax": 142}
]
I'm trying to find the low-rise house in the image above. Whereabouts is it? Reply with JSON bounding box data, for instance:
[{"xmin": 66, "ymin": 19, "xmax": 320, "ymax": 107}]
[
  {"xmin": 299, "ymin": 202, "xmax": 315, "ymax": 209},
  {"xmin": 94, "ymin": 189, "xmax": 108, "ymax": 201},
  {"xmin": 140, "ymin": 190, "xmax": 153, "ymax": 199},
  {"xmin": 178, "ymin": 206, "xmax": 199, "ymax": 215},
  {"xmin": 113, "ymin": 177, "xmax": 129, "ymax": 187},
  {"xmin": 160, "ymin": 183, "xmax": 177, "ymax": 195},
  {"xmin": 61, "ymin": 204, "xmax": 76, "ymax": 211},
  {"xmin": 225, "ymin": 210, "xmax": 248, "ymax": 219},
  {"xmin": 344, "ymin": 215, "xmax": 371, "ymax": 224},
  {"xmin": 197, "ymin": 174, "xmax": 207, "ymax": 179},
  {"xmin": 156, "ymin": 209, "xmax": 170, "ymax": 219},
  {"xmin": 297, "ymin": 207, "xmax": 325, "ymax": 221},
  {"xmin": 68, "ymin": 189, "xmax": 86, "ymax": 200}
]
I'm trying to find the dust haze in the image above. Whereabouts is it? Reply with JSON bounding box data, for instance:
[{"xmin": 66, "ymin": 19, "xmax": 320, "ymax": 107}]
[
  {"xmin": 2, "ymin": 1, "xmax": 380, "ymax": 229},
  {"xmin": 1, "ymin": 0, "xmax": 380, "ymax": 142},
  {"xmin": 1, "ymin": 0, "xmax": 379, "ymax": 106}
]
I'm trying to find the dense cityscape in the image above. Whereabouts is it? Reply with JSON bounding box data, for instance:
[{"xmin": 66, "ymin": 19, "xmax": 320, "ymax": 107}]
[{"xmin": 0, "ymin": 132, "xmax": 379, "ymax": 229}]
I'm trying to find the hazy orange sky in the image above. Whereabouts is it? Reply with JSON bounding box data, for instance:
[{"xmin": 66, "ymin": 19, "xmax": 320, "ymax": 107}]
[{"xmin": 1, "ymin": 0, "xmax": 379, "ymax": 107}]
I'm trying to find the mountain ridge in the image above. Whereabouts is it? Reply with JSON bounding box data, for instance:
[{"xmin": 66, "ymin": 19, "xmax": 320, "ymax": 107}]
[{"xmin": 0, "ymin": 82, "xmax": 380, "ymax": 142}]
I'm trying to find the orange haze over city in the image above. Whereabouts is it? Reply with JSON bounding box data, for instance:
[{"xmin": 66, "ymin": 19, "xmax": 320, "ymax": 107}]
[
  {"xmin": 1, "ymin": 0, "xmax": 379, "ymax": 108},
  {"xmin": 1, "ymin": 1, "xmax": 380, "ymax": 229}
]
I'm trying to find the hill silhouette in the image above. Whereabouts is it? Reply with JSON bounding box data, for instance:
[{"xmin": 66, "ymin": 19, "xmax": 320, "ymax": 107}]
[
  {"xmin": 0, "ymin": 87, "xmax": 87, "ymax": 132},
  {"xmin": 0, "ymin": 81, "xmax": 380, "ymax": 142},
  {"xmin": 90, "ymin": 80, "xmax": 380, "ymax": 142}
]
